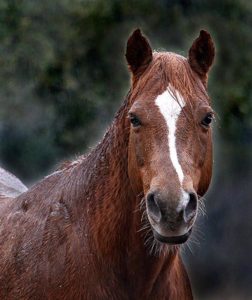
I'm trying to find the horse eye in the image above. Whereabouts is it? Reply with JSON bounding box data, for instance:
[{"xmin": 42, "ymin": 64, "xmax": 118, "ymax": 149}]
[
  {"xmin": 130, "ymin": 115, "xmax": 141, "ymax": 127},
  {"xmin": 201, "ymin": 113, "xmax": 213, "ymax": 127}
]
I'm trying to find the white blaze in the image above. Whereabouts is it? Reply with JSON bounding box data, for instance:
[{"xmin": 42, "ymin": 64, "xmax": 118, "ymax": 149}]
[{"xmin": 155, "ymin": 86, "xmax": 185, "ymax": 184}]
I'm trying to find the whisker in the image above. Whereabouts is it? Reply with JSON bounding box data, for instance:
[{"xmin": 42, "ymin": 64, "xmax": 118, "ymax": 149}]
[{"xmin": 137, "ymin": 224, "xmax": 150, "ymax": 233}]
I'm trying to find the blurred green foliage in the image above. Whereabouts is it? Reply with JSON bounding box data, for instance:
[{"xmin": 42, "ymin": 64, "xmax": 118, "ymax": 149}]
[{"xmin": 0, "ymin": 0, "xmax": 251, "ymax": 181}]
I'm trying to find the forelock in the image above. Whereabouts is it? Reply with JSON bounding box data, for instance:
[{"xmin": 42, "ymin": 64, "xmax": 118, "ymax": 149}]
[{"xmin": 130, "ymin": 52, "xmax": 209, "ymax": 105}]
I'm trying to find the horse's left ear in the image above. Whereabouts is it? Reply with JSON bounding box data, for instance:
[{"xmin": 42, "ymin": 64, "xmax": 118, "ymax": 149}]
[
  {"xmin": 125, "ymin": 29, "xmax": 153, "ymax": 78},
  {"xmin": 188, "ymin": 30, "xmax": 215, "ymax": 85}
]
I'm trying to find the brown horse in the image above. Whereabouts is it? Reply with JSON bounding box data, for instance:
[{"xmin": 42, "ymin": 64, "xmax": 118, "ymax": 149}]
[{"xmin": 0, "ymin": 29, "xmax": 215, "ymax": 299}]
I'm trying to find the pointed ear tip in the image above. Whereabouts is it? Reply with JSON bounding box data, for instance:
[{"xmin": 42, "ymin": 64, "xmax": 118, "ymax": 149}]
[
  {"xmin": 199, "ymin": 30, "xmax": 213, "ymax": 40},
  {"xmin": 132, "ymin": 28, "xmax": 142, "ymax": 36},
  {"xmin": 127, "ymin": 29, "xmax": 143, "ymax": 45},
  {"xmin": 200, "ymin": 29, "xmax": 209, "ymax": 35}
]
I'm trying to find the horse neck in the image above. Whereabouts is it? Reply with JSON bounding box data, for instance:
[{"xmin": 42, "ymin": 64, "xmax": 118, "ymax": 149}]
[
  {"xmin": 68, "ymin": 96, "xmax": 179, "ymax": 289},
  {"xmin": 76, "ymin": 99, "xmax": 136, "ymax": 257}
]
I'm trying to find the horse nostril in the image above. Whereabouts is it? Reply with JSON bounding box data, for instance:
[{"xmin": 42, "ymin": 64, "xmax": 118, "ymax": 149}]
[
  {"xmin": 184, "ymin": 192, "xmax": 197, "ymax": 222},
  {"xmin": 146, "ymin": 192, "xmax": 162, "ymax": 223}
]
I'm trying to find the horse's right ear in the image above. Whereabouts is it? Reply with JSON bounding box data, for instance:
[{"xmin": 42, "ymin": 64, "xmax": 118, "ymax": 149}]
[
  {"xmin": 188, "ymin": 30, "xmax": 215, "ymax": 86},
  {"xmin": 125, "ymin": 29, "xmax": 153, "ymax": 78}
]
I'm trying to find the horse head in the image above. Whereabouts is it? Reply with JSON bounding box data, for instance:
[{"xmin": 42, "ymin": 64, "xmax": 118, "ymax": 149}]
[{"xmin": 126, "ymin": 29, "xmax": 215, "ymax": 244}]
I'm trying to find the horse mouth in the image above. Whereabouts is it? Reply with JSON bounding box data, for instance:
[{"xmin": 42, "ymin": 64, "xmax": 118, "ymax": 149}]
[{"xmin": 152, "ymin": 228, "xmax": 192, "ymax": 245}]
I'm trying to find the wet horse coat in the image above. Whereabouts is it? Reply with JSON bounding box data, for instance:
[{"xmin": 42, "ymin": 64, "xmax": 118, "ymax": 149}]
[{"xmin": 0, "ymin": 29, "xmax": 215, "ymax": 299}]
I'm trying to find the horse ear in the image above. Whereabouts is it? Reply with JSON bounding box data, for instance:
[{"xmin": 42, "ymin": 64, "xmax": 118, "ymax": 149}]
[
  {"xmin": 125, "ymin": 29, "xmax": 153, "ymax": 77},
  {"xmin": 188, "ymin": 30, "xmax": 215, "ymax": 85}
]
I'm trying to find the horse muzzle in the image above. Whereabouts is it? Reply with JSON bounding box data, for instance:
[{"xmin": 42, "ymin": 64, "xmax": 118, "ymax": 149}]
[{"xmin": 146, "ymin": 189, "xmax": 198, "ymax": 245}]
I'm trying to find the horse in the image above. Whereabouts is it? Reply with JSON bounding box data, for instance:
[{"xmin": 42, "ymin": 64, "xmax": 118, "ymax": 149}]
[{"xmin": 0, "ymin": 29, "xmax": 215, "ymax": 299}]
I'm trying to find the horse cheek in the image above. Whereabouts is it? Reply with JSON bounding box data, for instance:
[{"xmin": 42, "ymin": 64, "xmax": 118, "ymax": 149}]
[
  {"xmin": 128, "ymin": 132, "xmax": 143, "ymax": 194},
  {"xmin": 197, "ymin": 131, "xmax": 213, "ymax": 196}
]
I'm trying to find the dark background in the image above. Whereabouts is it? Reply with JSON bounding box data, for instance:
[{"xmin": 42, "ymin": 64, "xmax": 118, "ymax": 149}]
[{"xmin": 0, "ymin": 1, "xmax": 251, "ymax": 299}]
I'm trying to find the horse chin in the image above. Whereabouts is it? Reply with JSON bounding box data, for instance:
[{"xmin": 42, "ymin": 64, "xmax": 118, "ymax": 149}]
[{"xmin": 152, "ymin": 228, "xmax": 192, "ymax": 245}]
